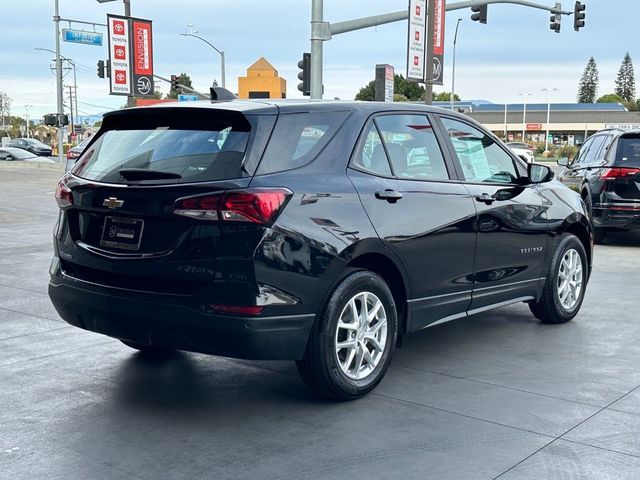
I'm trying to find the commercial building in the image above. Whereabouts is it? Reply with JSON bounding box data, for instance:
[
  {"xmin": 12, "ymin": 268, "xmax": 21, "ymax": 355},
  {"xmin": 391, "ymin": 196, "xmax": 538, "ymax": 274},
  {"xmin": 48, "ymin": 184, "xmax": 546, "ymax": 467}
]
[
  {"xmin": 237, "ymin": 58, "xmax": 286, "ymax": 99},
  {"xmin": 435, "ymin": 101, "xmax": 640, "ymax": 145}
]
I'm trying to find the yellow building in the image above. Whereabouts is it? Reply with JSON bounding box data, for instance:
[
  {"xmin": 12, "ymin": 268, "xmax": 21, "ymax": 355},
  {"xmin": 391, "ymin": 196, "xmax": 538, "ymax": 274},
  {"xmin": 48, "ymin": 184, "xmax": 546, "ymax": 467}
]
[{"xmin": 237, "ymin": 57, "xmax": 286, "ymax": 99}]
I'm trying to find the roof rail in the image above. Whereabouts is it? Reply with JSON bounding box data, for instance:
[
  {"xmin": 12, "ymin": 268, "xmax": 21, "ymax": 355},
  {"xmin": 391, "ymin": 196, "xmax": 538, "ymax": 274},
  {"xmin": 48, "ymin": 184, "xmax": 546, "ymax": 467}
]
[{"xmin": 210, "ymin": 87, "xmax": 237, "ymax": 102}]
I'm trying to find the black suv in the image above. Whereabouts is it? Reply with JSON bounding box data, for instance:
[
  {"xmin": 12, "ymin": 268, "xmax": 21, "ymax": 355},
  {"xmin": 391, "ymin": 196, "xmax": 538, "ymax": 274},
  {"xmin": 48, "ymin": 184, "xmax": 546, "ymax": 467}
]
[
  {"xmin": 557, "ymin": 129, "xmax": 640, "ymax": 243},
  {"xmin": 49, "ymin": 100, "xmax": 592, "ymax": 400}
]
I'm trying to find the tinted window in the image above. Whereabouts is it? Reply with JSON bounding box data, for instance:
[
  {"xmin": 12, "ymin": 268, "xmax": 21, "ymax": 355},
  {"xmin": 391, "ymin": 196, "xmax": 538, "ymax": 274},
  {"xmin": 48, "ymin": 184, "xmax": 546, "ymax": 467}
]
[
  {"xmin": 73, "ymin": 111, "xmax": 253, "ymax": 184},
  {"xmin": 582, "ymin": 135, "xmax": 607, "ymax": 164},
  {"xmin": 574, "ymin": 137, "xmax": 594, "ymax": 164},
  {"xmin": 615, "ymin": 135, "xmax": 640, "ymax": 167},
  {"xmin": 441, "ymin": 117, "xmax": 519, "ymax": 184},
  {"xmin": 374, "ymin": 115, "xmax": 449, "ymax": 180},
  {"xmin": 257, "ymin": 111, "xmax": 349, "ymax": 175},
  {"xmin": 351, "ymin": 121, "xmax": 392, "ymax": 176}
]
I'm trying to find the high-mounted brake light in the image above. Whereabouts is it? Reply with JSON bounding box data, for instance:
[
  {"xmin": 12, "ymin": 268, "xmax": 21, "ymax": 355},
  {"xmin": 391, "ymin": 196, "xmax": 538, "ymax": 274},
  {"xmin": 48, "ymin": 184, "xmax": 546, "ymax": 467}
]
[
  {"xmin": 601, "ymin": 167, "xmax": 640, "ymax": 179},
  {"xmin": 174, "ymin": 188, "xmax": 292, "ymax": 224},
  {"xmin": 55, "ymin": 177, "xmax": 73, "ymax": 208}
]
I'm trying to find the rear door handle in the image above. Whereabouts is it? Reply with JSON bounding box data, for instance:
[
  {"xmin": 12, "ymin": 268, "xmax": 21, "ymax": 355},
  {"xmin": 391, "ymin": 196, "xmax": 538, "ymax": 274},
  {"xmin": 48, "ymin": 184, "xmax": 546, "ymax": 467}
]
[
  {"xmin": 375, "ymin": 189, "xmax": 403, "ymax": 203},
  {"xmin": 475, "ymin": 193, "xmax": 495, "ymax": 205}
]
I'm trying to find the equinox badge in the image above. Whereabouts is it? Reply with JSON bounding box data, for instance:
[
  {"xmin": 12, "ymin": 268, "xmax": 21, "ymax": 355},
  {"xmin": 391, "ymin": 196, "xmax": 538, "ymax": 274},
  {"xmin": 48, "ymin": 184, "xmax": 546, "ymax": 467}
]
[{"xmin": 103, "ymin": 197, "xmax": 124, "ymax": 209}]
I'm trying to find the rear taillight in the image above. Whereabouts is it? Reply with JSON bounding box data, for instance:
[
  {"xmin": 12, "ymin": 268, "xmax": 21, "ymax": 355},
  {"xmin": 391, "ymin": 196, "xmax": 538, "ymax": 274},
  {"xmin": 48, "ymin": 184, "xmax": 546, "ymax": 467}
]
[
  {"xmin": 601, "ymin": 167, "xmax": 640, "ymax": 179},
  {"xmin": 55, "ymin": 178, "xmax": 73, "ymax": 209},
  {"xmin": 66, "ymin": 150, "xmax": 78, "ymax": 160},
  {"xmin": 174, "ymin": 188, "xmax": 291, "ymax": 224}
]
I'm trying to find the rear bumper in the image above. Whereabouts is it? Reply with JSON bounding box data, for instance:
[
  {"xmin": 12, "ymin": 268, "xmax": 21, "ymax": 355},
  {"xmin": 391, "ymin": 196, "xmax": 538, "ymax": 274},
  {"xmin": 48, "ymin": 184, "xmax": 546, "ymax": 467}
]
[
  {"xmin": 593, "ymin": 205, "xmax": 640, "ymax": 230},
  {"xmin": 48, "ymin": 278, "xmax": 314, "ymax": 360}
]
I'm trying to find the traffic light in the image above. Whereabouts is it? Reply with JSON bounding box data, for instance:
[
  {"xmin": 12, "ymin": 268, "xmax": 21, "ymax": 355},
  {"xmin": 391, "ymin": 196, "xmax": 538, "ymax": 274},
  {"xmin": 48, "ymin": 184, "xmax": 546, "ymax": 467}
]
[
  {"xmin": 471, "ymin": 5, "xmax": 487, "ymax": 24},
  {"xmin": 550, "ymin": 2, "xmax": 562, "ymax": 33},
  {"xmin": 297, "ymin": 52, "xmax": 311, "ymax": 96},
  {"xmin": 574, "ymin": 1, "xmax": 586, "ymax": 31},
  {"xmin": 170, "ymin": 74, "xmax": 179, "ymax": 92},
  {"xmin": 97, "ymin": 60, "xmax": 105, "ymax": 79}
]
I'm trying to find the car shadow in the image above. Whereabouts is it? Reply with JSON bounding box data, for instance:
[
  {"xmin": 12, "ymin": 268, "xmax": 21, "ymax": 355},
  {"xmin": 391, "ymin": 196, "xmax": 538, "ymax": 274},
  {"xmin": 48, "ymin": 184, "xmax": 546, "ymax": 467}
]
[{"xmin": 598, "ymin": 229, "xmax": 640, "ymax": 247}]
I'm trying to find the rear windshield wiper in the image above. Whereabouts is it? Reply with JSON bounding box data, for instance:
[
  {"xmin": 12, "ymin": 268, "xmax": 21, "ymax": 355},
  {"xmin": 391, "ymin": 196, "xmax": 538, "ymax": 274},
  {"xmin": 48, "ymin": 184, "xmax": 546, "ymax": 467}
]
[{"xmin": 119, "ymin": 168, "xmax": 182, "ymax": 181}]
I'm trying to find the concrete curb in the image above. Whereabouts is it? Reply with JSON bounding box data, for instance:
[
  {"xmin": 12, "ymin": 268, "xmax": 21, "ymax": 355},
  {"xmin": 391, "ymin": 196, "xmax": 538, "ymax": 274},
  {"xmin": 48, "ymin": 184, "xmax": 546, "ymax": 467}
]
[{"xmin": 0, "ymin": 161, "xmax": 65, "ymax": 171}]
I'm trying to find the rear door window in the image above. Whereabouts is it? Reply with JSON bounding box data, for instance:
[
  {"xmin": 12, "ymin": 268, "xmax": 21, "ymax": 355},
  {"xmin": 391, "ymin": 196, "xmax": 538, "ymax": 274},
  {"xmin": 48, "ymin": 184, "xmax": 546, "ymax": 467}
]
[
  {"xmin": 73, "ymin": 109, "xmax": 256, "ymax": 184},
  {"xmin": 615, "ymin": 135, "xmax": 640, "ymax": 168},
  {"xmin": 256, "ymin": 111, "xmax": 349, "ymax": 175},
  {"xmin": 351, "ymin": 121, "xmax": 392, "ymax": 176},
  {"xmin": 373, "ymin": 115, "xmax": 449, "ymax": 180}
]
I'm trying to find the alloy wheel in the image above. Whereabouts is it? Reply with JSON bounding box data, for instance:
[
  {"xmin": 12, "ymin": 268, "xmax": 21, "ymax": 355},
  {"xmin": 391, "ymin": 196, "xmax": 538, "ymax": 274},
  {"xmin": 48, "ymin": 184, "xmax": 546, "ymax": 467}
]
[{"xmin": 557, "ymin": 248, "xmax": 583, "ymax": 310}]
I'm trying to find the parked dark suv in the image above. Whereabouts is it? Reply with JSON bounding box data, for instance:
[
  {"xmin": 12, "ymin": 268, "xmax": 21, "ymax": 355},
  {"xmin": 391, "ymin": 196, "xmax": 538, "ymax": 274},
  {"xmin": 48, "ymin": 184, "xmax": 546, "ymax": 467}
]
[
  {"xmin": 557, "ymin": 128, "xmax": 640, "ymax": 243},
  {"xmin": 49, "ymin": 99, "xmax": 593, "ymax": 400}
]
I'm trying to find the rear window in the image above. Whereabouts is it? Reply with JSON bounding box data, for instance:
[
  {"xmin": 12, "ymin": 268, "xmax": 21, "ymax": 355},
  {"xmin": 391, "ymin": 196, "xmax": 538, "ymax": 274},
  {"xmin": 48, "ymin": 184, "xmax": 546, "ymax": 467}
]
[
  {"xmin": 615, "ymin": 135, "xmax": 640, "ymax": 168},
  {"xmin": 72, "ymin": 109, "xmax": 254, "ymax": 184},
  {"xmin": 256, "ymin": 111, "xmax": 349, "ymax": 175}
]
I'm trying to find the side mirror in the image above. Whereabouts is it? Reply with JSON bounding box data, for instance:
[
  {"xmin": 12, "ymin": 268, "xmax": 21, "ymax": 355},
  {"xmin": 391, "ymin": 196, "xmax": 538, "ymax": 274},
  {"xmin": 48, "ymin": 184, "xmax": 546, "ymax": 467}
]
[
  {"xmin": 557, "ymin": 157, "xmax": 569, "ymax": 167},
  {"xmin": 528, "ymin": 163, "xmax": 554, "ymax": 184}
]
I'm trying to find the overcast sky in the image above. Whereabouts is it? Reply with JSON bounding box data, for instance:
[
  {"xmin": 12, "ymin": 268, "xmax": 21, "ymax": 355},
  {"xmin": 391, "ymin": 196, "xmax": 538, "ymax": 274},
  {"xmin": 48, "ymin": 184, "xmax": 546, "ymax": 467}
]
[{"xmin": 0, "ymin": 0, "xmax": 637, "ymax": 120}]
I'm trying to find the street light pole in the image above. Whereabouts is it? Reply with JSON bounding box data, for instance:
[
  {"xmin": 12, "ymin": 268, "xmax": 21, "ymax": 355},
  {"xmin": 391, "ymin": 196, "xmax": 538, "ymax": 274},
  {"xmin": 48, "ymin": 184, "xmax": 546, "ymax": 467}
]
[
  {"xmin": 54, "ymin": 0, "xmax": 64, "ymax": 163},
  {"xmin": 519, "ymin": 92, "xmax": 531, "ymax": 141},
  {"xmin": 310, "ymin": 0, "xmax": 324, "ymax": 99},
  {"xmin": 504, "ymin": 103, "xmax": 508, "ymax": 140},
  {"xmin": 451, "ymin": 18, "xmax": 462, "ymax": 111},
  {"xmin": 424, "ymin": 0, "xmax": 436, "ymax": 105},
  {"xmin": 180, "ymin": 31, "xmax": 226, "ymax": 88},
  {"xmin": 543, "ymin": 87, "xmax": 557, "ymax": 152},
  {"xmin": 25, "ymin": 105, "xmax": 31, "ymax": 138}
]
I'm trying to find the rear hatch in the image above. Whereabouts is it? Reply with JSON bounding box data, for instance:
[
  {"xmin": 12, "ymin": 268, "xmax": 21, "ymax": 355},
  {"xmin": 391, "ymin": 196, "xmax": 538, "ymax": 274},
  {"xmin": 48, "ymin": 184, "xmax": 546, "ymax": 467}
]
[
  {"xmin": 55, "ymin": 105, "xmax": 284, "ymax": 301},
  {"xmin": 605, "ymin": 133, "xmax": 640, "ymax": 204}
]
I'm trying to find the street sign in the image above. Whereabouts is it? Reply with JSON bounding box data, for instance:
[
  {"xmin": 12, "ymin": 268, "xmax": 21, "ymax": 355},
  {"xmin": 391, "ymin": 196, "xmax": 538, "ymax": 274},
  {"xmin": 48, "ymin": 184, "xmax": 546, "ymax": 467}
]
[
  {"xmin": 62, "ymin": 29, "xmax": 103, "ymax": 46},
  {"xmin": 130, "ymin": 18, "xmax": 155, "ymax": 97},
  {"xmin": 107, "ymin": 15, "xmax": 132, "ymax": 96},
  {"xmin": 407, "ymin": 0, "xmax": 427, "ymax": 82},
  {"xmin": 178, "ymin": 94, "xmax": 199, "ymax": 102},
  {"xmin": 107, "ymin": 15, "xmax": 155, "ymax": 97},
  {"xmin": 375, "ymin": 64, "xmax": 395, "ymax": 102},
  {"xmin": 431, "ymin": 0, "xmax": 445, "ymax": 85}
]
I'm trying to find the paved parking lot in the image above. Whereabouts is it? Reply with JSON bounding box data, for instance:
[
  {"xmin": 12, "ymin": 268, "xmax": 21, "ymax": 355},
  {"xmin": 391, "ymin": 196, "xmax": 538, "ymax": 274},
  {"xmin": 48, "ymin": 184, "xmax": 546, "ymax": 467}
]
[{"xmin": 2, "ymin": 166, "xmax": 640, "ymax": 479}]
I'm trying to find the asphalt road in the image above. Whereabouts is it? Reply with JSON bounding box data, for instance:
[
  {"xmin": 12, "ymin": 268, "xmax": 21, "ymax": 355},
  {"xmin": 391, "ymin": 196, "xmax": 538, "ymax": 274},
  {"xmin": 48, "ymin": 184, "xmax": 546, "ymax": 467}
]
[{"xmin": 2, "ymin": 167, "xmax": 640, "ymax": 480}]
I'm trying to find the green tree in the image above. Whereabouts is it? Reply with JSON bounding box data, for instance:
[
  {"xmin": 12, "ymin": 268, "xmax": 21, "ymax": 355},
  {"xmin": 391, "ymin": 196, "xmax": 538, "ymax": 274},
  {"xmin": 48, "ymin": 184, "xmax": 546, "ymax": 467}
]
[
  {"xmin": 355, "ymin": 74, "xmax": 425, "ymax": 101},
  {"xmin": 615, "ymin": 52, "xmax": 636, "ymax": 102},
  {"xmin": 355, "ymin": 81, "xmax": 375, "ymax": 101},
  {"xmin": 596, "ymin": 93, "xmax": 624, "ymax": 103},
  {"xmin": 432, "ymin": 92, "xmax": 461, "ymax": 102},
  {"xmin": 577, "ymin": 57, "xmax": 599, "ymax": 103},
  {"xmin": 166, "ymin": 73, "xmax": 194, "ymax": 99}
]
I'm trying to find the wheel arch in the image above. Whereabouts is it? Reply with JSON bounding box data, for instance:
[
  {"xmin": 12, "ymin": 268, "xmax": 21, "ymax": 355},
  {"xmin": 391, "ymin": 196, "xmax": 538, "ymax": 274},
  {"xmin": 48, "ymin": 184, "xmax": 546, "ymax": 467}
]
[
  {"xmin": 346, "ymin": 252, "xmax": 410, "ymax": 336},
  {"xmin": 560, "ymin": 219, "xmax": 593, "ymax": 277}
]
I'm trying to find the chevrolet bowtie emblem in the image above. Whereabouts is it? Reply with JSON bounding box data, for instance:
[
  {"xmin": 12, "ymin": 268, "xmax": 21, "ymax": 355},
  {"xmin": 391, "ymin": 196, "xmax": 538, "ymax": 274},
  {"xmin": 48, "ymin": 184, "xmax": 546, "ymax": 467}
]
[{"xmin": 103, "ymin": 197, "xmax": 124, "ymax": 209}]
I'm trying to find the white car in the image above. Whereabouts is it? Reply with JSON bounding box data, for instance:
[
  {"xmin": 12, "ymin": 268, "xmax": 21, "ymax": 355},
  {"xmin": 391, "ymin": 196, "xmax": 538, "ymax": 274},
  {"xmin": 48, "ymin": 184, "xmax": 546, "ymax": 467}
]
[{"xmin": 508, "ymin": 146, "xmax": 535, "ymax": 163}]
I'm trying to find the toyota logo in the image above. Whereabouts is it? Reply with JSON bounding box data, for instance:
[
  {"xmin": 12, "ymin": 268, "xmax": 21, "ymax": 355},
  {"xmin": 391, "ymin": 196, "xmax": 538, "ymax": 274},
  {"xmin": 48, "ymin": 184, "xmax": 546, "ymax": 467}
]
[
  {"xmin": 114, "ymin": 23, "xmax": 124, "ymax": 33},
  {"xmin": 116, "ymin": 72, "xmax": 126, "ymax": 82}
]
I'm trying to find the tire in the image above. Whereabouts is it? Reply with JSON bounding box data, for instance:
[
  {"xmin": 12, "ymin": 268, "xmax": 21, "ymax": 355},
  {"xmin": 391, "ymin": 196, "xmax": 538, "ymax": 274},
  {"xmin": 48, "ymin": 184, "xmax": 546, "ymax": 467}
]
[
  {"xmin": 529, "ymin": 233, "xmax": 588, "ymax": 324},
  {"xmin": 296, "ymin": 270, "xmax": 398, "ymax": 400},
  {"xmin": 120, "ymin": 339, "xmax": 175, "ymax": 356},
  {"xmin": 583, "ymin": 191, "xmax": 606, "ymax": 245}
]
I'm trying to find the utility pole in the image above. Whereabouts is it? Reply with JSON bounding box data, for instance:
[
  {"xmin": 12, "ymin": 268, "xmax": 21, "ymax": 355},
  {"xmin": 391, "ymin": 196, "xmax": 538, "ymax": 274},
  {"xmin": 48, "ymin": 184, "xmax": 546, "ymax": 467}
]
[
  {"xmin": 424, "ymin": 0, "xmax": 436, "ymax": 105},
  {"xmin": 310, "ymin": 0, "xmax": 324, "ymax": 99},
  {"xmin": 451, "ymin": 18, "xmax": 463, "ymax": 111},
  {"xmin": 504, "ymin": 103, "xmax": 508, "ymax": 140},
  {"xmin": 68, "ymin": 86, "xmax": 74, "ymax": 141},
  {"xmin": 54, "ymin": 0, "xmax": 64, "ymax": 163},
  {"xmin": 519, "ymin": 92, "xmax": 531, "ymax": 141},
  {"xmin": 543, "ymin": 87, "xmax": 557, "ymax": 152},
  {"xmin": 123, "ymin": 0, "xmax": 134, "ymax": 107},
  {"xmin": 25, "ymin": 106, "xmax": 31, "ymax": 138}
]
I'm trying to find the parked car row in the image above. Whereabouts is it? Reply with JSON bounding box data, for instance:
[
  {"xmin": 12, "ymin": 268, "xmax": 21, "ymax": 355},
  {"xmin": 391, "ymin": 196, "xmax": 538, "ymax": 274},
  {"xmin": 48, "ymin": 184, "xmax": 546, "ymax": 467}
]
[
  {"xmin": 49, "ymin": 98, "xmax": 592, "ymax": 400},
  {"xmin": 0, "ymin": 147, "xmax": 55, "ymax": 163},
  {"xmin": 7, "ymin": 138, "xmax": 53, "ymax": 156}
]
